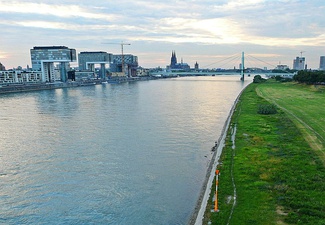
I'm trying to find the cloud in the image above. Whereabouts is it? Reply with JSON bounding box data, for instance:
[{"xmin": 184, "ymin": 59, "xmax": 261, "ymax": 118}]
[
  {"xmin": 0, "ymin": 52, "xmax": 8, "ymax": 59},
  {"xmin": 0, "ymin": 1, "xmax": 119, "ymax": 21},
  {"xmin": 1, "ymin": 0, "xmax": 325, "ymax": 68}
]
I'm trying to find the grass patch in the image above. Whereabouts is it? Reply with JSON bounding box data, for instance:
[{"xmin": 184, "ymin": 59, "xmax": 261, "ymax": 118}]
[
  {"xmin": 203, "ymin": 81, "xmax": 325, "ymax": 225},
  {"xmin": 256, "ymin": 80, "xmax": 325, "ymax": 164}
]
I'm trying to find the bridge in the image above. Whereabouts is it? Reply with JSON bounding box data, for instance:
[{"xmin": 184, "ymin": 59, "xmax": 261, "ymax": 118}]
[{"xmin": 152, "ymin": 52, "xmax": 294, "ymax": 80}]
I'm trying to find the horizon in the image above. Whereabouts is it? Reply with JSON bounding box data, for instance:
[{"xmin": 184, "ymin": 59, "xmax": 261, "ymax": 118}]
[{"xmin": 1, "ymin": 0, "xmax": 325, "ymax": 69}]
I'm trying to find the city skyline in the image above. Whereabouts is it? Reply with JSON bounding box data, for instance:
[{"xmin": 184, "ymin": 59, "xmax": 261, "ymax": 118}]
[{"xmin": 0, "ymin": 0, "xmax": 325, "ymax": 69}]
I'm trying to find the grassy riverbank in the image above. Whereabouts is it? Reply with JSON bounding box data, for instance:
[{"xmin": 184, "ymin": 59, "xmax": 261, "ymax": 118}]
[{"xmin": 203, "ymin": 80, "xmax": 325, "ymax": 224}]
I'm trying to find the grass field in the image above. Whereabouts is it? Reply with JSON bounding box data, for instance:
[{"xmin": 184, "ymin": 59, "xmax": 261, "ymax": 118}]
[
  {"xmin": 256, "ymin": 81, "xmax": 325, "ymax": 165},
  {"xmin": 203, "ymin": 80, "xmax": 325, "ymax": 225}
]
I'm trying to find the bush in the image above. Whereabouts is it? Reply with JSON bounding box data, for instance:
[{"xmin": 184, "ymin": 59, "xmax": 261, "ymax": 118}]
[
  {"xmin": 275, "ymin": 75, "xmax": 283, "ymax": 81},
  {"xmin": 257, "ymin": 104, "xmax": 277, "ymax": 114},
  {"xmin": 253, "ymin": 75, "xmax": 266, "ymax": 83}
]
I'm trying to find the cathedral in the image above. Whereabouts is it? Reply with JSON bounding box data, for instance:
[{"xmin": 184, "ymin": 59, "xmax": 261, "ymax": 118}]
[{"xmin": 169, "ymin": 51, "xmax": 190, "ymax": 71}]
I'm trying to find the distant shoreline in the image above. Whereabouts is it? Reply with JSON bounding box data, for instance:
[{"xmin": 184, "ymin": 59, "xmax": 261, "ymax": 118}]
[{"xmin": 0, "ymin": 76, "xmax": 154, "ymax": 94}]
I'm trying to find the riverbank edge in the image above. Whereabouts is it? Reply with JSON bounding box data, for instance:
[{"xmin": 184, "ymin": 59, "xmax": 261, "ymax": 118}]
[
  {"xmin": 0, "ymin": 76, "xmax": 155, "ymax": 94},
  {"xmin": 189, "ymin": 83, "xmax": 251, "ymax": 225}
]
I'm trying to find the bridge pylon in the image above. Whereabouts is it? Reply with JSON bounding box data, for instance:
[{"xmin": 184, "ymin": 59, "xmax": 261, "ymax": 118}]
[{"xmin": 240, "ymin": 51, "xmax": 245, "ymax": 81}]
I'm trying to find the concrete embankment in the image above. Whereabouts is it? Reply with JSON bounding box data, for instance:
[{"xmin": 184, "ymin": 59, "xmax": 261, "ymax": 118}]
[
  {"xmin": 0, "ymin": 77, "xmax": 156, "ymax": 94},
  {"xmin": 189, "ymin": 85, "xmax": 249, "ymax": 225},
  {"xmin": 0, "ymin": 81, "xmax": 100, "ymax": 94}
]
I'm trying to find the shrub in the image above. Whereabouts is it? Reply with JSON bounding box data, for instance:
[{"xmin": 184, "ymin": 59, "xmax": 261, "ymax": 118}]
[
  {"xmin": 253, "ymin": 75, "xmax": 266, "ymax": 83},
  {"xmin": 257, "ymin": 104, "xmax": 277, "ymax": 115}
]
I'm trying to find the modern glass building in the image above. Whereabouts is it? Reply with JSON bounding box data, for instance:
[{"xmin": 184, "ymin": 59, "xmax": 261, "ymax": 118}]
[
  {"xmin": 30, "ymin": 46, "xmax": 76, "ymax": 82},
  {"xmin": 78, "ymin": 52, "xmax": 112, "ymax": 79},
  {"xmin": 320, "ymin": 56, "xmax": 325, "ymax": 70},
  {"xmin": 110, "ymin": 54, "xmax": 138, "ymax": 76}
]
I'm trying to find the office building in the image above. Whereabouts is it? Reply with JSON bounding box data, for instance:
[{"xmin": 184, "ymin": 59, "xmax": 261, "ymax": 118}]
[
  {"xmin": 30, "ymin": 46, "xmax": 76, "ymax": 82},
  {"xmin": 275, "ymin": 64, "xmax": 289, "ymax": 70},
  {"xmin": 110, "ymin": 54, "xmax": 138, "ymax": 76},
  {"xmin": 0, "ymin": 70, "xmax": 42, "ymax": 84},
  {"xmin": 293, "ymin": 56, "xmax": 305, "ymax": 70},
  {"xmin": 319, "ymin": 56, "xmax": 325, "ymax": 70},
  {"xmin": 78, "ymin": 51, "xmax": 112, "ymax": 79}
]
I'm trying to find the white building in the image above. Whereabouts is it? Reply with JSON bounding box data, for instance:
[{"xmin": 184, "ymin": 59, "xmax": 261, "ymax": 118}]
[
  {"xmin": 293, "ymin": 57, "xmax": 305, "ymax": 70},
  {"xmin": 275, "ymin": 64, "xmax": 289, "ymax": 70},
  {"xmin": 0, "ymin": 70, "xmax": 42, "ymax": 84}
]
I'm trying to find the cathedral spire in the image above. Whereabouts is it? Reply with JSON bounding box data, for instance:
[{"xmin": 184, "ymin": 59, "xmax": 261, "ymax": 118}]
[{"xmin": 170, "ymin": 50, "xmax": 177, "ymax": 67}]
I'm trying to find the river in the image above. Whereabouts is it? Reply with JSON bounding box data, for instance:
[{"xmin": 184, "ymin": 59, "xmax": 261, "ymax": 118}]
[{"xmin": 0, "ymin": 76, "xmax": 251, "ymax": 224}]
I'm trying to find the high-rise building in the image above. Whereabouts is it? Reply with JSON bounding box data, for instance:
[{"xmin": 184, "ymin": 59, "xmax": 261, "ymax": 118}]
[
  {"xmin": 78, "ymin": 51, "xmax": 112, "ymax": 79},
  {"xmin": 78, "ymin": 51, "xmax": 112, "ymax": 70},
  {"xmin": 30, "ymin": 46, "xmax": 76, "ymax": 82},
  {"xmin": 293, "ymin": 56, "xmax": 305, "ymax": 70},
  {"xmin": 319, "ymin": 56, "xmax": 325, "ymax": 70}
]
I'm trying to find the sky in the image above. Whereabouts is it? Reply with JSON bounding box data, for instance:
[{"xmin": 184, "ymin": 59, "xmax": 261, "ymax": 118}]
[{"xmin": 0, "ymin": 0, "xmax": 325, "ymax": 70}]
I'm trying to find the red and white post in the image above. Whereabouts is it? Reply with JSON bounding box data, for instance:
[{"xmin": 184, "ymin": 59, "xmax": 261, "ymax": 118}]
[{"xmin": 214, "ymin": 169, "xmax": 220, "ymax": 212}]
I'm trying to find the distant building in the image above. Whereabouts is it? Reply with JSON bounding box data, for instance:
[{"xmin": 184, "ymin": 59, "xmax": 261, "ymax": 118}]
[
  {"xmin": 0, "ymin": 62, "xmax": 5, "ymax": 71},
  {"xmin": 110, "ymin": 54, "xmax": 138, "ymax": 77},
  {"xmin": 275, "ymin": 64, "xmax": 289, "ymax": 71},
  {"xmin": 319, "ymin": 56, "xmax": 325, "ymax": 70},
  {"xmin": 30, "ymin": 46, "xmax": 76, "ymax": 82},
  {"xmin": 293, "ymin": 56, "xmax": 305, "ymax": 70},
  {"xmin": 169, "ymin": 51, "xmax": 190, "ymax": 71},
  {"xmin": 0, "ymin": 70, "xmax": 42, "ymax": 84},
  {"xmin": 194, "ymin": 62, "xmax": 199, "ymax": 70},
  {"xmin": 136, "ymin": 67, "xmax": 150, "ymax": 77},
  {"xmin": 78, "ymin": 51, "xmax": 112, "ymax": 79}
]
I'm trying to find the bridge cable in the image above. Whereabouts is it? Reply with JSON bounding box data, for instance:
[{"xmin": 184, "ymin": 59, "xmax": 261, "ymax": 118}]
[{"xmin": 202, "ymin": 53, "xmax": 241, "ymax": 69}]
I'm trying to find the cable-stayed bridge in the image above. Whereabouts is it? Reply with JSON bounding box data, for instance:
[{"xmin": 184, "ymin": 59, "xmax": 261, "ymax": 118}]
[{"xmin": 152, "ymin": 52, "xmax": 294, "ymax": 80}]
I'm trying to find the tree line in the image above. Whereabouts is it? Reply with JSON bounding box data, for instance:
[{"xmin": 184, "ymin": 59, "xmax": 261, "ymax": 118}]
[{"xmin": 293, "ymin": 70, "xmax": 325, "ymax": 84}]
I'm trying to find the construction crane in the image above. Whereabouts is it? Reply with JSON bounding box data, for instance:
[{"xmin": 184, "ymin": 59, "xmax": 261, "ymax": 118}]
[
  {"xmin": 102, "ymin": 41, "xmax": 131, "ymax": 75},
  {"xmin": 300, "ymin": 51, "xmax": 306, "ymax": 57}
]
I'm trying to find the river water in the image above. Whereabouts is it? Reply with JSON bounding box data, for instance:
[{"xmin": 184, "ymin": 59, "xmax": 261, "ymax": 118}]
[{"xmin": 0, "ymin": 76, "xmax": 251, "ymax": 224}]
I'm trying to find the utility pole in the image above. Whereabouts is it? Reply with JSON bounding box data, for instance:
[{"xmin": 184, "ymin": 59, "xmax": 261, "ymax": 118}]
[{"xmin": 102, "ymin": 41, "xmax": 131, "ymax": 76}]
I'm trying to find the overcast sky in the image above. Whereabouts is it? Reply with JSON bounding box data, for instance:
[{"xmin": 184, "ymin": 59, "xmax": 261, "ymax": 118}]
[{"xmin": 0, "ymin": 0, "xmax": 324, "ymax": 69}]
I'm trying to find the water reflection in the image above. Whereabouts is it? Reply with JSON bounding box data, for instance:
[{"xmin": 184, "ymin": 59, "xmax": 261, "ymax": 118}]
[{"xmin": 0, "ymin": 76, "xmax": 251, "ymax": 224}]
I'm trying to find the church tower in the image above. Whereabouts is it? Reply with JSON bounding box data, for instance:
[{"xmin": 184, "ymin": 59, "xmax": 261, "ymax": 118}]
[
  {"xmin": 195, "ymin": 61, "xmax": 199, "ymax": 70},
  {"xmin": 170, "ymin": 51, "xmax": 177, "ymax": 68}
]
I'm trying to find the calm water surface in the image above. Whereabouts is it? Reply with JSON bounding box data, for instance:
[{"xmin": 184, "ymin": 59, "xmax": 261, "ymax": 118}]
[{"xmin": 0, "ymin": 76, "xmax": 251, "ymax": 224}]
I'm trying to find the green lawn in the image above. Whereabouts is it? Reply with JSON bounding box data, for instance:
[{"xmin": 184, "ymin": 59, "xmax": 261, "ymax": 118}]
[
  {"xmin": 203, "ymin": 80, "xmax": 325, "ymax": 225},
  {"xmin": 256, "ymin": 81, "xmax": 325, "ymax": 164}
]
